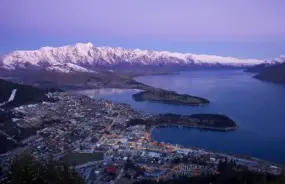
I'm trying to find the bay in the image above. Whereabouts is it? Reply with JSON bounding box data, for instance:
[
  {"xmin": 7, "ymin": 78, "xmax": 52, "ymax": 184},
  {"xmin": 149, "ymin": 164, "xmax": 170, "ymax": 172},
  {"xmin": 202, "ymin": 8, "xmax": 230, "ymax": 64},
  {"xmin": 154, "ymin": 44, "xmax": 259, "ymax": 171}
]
[{"xmin": 74, "ymin": 70, "xmax": 285, "ymax": 163}]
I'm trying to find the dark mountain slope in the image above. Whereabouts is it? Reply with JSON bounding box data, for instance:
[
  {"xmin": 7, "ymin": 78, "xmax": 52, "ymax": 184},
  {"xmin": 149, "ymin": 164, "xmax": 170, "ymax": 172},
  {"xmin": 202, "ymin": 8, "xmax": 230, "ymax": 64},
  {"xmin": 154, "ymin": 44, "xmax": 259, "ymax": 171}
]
[
  {"xmin": 244, "ymin": 63, "xmax": 268, "ymax": 73},
  {"xmin": 0, "ymin": 79, "xmax": 49, "ymax": 108},
  {"xmin": 245, "ymin": 55, "xmax": 285, "ymax": 74},
  {"xmin": 254, "ymin": 63, "xmax": 285, "ymax": 84}
]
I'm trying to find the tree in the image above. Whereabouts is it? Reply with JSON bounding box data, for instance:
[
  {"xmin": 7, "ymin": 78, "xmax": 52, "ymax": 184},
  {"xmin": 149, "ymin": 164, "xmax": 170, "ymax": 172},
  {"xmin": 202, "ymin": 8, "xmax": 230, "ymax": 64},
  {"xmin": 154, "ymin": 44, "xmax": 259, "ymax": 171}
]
[
  {"xmin": 271, "ymin": 170, "xmax": 285, "ymax": 184},
  {"xmin": 172, "ymin": 157, "xmax": 181, "ymax": 164},
  {"xmin": 5, "ymin": 152, "xmax": 85, "ymax": 184},
  {"xmin": 124, "ymin": 158, "xmax": 135, "ymax": 170}
]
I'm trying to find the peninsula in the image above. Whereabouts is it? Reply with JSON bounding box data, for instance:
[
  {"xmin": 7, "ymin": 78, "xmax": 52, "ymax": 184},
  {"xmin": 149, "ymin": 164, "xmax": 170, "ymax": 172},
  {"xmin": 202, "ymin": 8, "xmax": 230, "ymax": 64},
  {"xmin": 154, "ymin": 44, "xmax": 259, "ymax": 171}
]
[
  {"xmin": 132, "ymin": 89, "xmax": 210, "ymax": 106},
  {"xmin": 127, "ymin": 113, "xmax": 238, "ymax": 131}
]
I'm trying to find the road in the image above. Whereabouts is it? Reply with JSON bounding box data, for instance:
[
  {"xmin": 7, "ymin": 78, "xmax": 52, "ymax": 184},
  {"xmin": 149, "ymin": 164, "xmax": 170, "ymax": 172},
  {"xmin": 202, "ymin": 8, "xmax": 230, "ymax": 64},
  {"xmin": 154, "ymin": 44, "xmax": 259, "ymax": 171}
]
[
  {"xmin": 95, "ymin": 114, "xmax": 124, "ymax": 184},
  {"xmin": 0, "ymin": 130, "xmax": 18, "ymax": 144},
  {"xmin": 98, "ymin": 115, "xmax": 120, "ymax": 143},
  {"xmin": 112, "ymin": 167, "xmax": 124, "ymax": 184},
  {"xmin": 74, "ymin": 160, "xmax": 103, "ymax": 169},
  {"xmin": 107, "ymin": 115, "xmax": 121, "ymax": 132}
]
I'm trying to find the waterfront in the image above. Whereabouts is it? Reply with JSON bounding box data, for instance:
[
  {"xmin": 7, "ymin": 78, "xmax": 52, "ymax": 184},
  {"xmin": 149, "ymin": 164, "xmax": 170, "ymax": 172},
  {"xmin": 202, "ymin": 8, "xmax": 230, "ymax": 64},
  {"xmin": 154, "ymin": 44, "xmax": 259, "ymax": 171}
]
[
  {"xmin": 151, "ymin": 126, "xmax": 285, "ymax": 163},
  {"xmin": 75, "ymin": 70, "xmax": 285, "ymax": 163}
]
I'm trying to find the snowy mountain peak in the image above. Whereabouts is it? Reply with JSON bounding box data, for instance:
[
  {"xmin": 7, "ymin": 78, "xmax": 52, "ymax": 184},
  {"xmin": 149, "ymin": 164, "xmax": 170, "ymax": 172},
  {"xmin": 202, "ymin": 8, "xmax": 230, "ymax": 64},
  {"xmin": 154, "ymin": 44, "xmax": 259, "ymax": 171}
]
[
  {"xmin": 0, "ymin": 42, "xmax": 264, "ymax": 73},
  {"xmin": 264, "ymin": 55, "xmax": 285, "ymax": 65},
  {"xmin": 73, "ymin": 42, "xmax": 94, "ymax": 50}
]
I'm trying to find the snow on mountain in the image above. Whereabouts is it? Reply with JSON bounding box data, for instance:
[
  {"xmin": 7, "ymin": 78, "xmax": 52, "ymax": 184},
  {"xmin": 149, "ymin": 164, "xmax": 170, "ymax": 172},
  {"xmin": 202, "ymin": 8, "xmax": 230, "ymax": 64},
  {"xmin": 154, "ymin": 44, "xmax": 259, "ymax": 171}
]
[
  {"xmin": 46, "ymin": 63, "xmax": 96, "ymax": 73},
  {"xmin": 0, "ymin": 42, "xmax": 264, "ymax": 73},
  {"xmin": 264, "ymin": 55, "xmax": 285, "ymax": 65},
  {"xmin": 191, "ymin": 54, "xmax": 262, "ymax": 65},
  {"xmin": 245, "ymin": 55, "xmax": 285, "ymax": 73}
]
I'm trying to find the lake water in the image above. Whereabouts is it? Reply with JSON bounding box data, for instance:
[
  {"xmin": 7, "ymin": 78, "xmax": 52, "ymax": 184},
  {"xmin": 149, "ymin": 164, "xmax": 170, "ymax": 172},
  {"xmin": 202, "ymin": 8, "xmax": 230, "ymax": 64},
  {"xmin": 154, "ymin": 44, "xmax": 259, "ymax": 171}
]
[{"xmin": 74, "ymin": 70, "xmax": 285, "ymax": 163}]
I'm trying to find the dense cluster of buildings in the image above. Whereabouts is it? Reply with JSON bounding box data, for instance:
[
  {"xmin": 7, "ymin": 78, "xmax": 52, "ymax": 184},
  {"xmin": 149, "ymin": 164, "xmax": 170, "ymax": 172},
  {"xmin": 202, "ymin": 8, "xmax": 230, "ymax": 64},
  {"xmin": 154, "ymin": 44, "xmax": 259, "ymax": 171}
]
[
  {"xmin": 87, "ymin": 123, "xmax": 282, "ymax": 183},
  {"xmin": 0, "ymin": 92, "xmax": 283, "ymax": 183}
]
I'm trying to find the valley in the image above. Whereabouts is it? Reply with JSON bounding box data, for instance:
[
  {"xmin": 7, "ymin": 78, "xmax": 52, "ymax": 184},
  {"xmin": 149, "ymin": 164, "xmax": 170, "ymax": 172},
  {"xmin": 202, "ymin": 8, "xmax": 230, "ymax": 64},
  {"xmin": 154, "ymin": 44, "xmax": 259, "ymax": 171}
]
[
  {"xmin": 0, "ymin": 43, "xmax": 285, "ymax": 183},
  {"xmin": 2, "ymin": 1, "xmax": 285, "ymax": 182}
]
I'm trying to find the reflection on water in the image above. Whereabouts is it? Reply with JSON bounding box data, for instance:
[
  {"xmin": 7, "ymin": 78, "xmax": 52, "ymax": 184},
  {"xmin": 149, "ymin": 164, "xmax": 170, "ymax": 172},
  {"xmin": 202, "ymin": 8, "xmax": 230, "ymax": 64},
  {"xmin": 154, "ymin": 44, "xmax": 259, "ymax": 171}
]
[{"xmin": 73, "ymin": 88, "xmax": 141, "ymax": 99}]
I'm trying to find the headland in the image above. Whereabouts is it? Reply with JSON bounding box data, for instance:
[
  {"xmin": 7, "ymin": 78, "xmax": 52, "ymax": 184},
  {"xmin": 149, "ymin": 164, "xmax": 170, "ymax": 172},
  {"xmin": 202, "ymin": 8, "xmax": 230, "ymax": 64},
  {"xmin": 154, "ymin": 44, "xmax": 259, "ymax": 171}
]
[{"xmin": 127, "ymin": 113, "xmax": 238, "ymax": 132}]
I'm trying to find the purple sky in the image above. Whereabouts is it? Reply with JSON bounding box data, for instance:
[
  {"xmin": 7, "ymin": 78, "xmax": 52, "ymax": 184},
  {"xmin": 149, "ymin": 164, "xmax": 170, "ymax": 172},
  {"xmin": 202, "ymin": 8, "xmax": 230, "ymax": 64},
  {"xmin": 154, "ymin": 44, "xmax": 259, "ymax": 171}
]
[{"xmin": 1, "ymin": 0, "xmax": 285, "ymax": 58}]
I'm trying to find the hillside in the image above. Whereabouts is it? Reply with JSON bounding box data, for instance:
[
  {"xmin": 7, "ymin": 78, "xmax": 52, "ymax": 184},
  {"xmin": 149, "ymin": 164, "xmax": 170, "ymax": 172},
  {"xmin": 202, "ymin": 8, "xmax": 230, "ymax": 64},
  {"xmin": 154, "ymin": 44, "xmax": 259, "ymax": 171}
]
[
  {"xmin": 0, "ymin": 79, "xmax": 49, "ymax": 108},
  {"xmin": 0, "ymin": 70, "xmax": 155, "ymax": 91},
  {"xmin": 254, "ymin": 63, "xmax": 285, "ymax": 84},
  {"xmin": 244, "ymin": 63, "xmax": 268, "ymax": 73},
  {"xmin": 245, "ymin": 55, "xmax": 285, "ymax": 73}
]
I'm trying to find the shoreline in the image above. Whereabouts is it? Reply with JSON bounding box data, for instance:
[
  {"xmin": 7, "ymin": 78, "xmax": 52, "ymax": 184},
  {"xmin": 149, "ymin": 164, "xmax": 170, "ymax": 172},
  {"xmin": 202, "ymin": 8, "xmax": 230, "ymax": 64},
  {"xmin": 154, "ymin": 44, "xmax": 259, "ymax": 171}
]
[
  {"xmin": 127, "ymin": 113, "xmax": 238, "ymax": 133},
  {"xmin": 132, "ymin": 90, "xmax": 210, "ymax": 106},
  {"xmin": 149, "ymin": 123, "xmax": 238, "ymax": 133},
  {"xmin": 59, "ymin": 73, "xmax": 279, "ymax": 164},
  {"xmin": 2, "ymin": 72, "xmax": 285, "ymax": 167},
  {"xmin": 147, "ymin": 125, "xmax": 283, "ymax": 166}
]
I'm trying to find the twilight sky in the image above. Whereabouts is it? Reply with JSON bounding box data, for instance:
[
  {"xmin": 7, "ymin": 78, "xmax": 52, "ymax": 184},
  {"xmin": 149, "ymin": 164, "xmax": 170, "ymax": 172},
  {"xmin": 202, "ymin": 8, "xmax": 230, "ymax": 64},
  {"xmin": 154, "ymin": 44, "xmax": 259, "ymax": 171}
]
[{"xmin": 1, "ymin": 0, "xmax": 285, "ymax": 58}]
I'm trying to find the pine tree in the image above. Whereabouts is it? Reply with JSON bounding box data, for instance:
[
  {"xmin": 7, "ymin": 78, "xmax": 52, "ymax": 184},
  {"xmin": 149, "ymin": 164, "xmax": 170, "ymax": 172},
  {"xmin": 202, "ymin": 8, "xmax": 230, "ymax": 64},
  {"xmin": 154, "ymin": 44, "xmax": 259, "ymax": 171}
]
[{"xmin": 6, "ymin": 152, "xmax": 85, "ymax": 184}]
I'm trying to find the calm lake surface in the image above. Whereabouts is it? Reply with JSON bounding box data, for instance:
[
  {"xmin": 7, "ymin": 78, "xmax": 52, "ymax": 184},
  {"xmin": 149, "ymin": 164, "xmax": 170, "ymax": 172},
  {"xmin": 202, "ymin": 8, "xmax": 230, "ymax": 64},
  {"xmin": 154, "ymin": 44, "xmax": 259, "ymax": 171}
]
[{"xmin": 74, "ymin": 70, "xmax": 285, "ymax": 163}]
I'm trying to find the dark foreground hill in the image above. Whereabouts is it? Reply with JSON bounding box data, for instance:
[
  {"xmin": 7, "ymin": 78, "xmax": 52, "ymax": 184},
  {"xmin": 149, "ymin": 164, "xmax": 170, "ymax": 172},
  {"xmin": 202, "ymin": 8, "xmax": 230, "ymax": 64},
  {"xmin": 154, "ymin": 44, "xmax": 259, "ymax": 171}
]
[{"xmin": 0, "ymin": 79, "xmax": 49, "ymax": 108}]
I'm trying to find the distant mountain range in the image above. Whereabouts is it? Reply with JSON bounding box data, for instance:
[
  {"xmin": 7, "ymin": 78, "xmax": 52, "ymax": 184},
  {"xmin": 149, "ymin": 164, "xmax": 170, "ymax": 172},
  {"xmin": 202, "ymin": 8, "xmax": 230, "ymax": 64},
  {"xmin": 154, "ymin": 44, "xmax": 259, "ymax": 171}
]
[
  {"xmin": 0, "ymin": 43, "xmax": 263, "ymax": 73},
  {"xmin": 0, "ymin": 43, "xmax": 284, "ymax": 84}
]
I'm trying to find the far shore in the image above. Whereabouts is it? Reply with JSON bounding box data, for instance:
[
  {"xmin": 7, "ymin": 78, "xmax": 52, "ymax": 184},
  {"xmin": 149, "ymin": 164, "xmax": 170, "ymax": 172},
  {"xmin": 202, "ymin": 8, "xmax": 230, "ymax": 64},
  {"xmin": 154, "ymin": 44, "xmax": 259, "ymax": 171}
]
[{"xmin": 132, "ymin": 90, "xmax": 210, "ymax": 106}]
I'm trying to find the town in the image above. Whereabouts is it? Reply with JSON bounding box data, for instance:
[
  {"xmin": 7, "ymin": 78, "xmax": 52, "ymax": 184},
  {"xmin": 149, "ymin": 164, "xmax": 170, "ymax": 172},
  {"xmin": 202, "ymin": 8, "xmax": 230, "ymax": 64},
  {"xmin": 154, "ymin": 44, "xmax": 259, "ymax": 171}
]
[{"xmin": 0, "ymin": 92, "xmax": 283, "ymax": 183}]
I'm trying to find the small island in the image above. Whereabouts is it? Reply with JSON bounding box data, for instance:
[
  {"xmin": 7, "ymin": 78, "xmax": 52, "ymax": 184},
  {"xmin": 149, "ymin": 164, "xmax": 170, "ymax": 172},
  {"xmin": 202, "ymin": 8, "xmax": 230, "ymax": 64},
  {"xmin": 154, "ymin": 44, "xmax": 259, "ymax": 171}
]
[
  {"xmin": 132, "ymin": 89, "xmax": 210, "ymax": 106},
  {"xmin": 127, "ymin": 113, "xmax": 238, "ymax": 131}
]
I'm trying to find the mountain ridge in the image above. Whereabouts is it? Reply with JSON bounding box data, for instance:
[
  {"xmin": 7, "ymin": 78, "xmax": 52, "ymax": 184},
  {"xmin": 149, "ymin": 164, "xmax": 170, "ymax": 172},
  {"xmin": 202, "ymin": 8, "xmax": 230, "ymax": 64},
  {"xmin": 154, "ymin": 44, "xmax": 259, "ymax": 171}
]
[
  {"xmin": 244, "ymin": 55, "xmax": 285, "ymax": 84},
  {"xmin": 0, "ymin": 43, "xmax": 264, "ymax": 73}
]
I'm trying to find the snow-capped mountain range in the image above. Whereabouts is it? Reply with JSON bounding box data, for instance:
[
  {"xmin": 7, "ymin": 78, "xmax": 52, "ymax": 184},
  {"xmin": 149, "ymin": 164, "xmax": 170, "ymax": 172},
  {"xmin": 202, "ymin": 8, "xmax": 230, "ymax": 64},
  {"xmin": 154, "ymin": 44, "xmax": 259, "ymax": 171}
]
[{"xmin": 0, "ymin": 42, "xmax": 269, "ymax": 73}]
